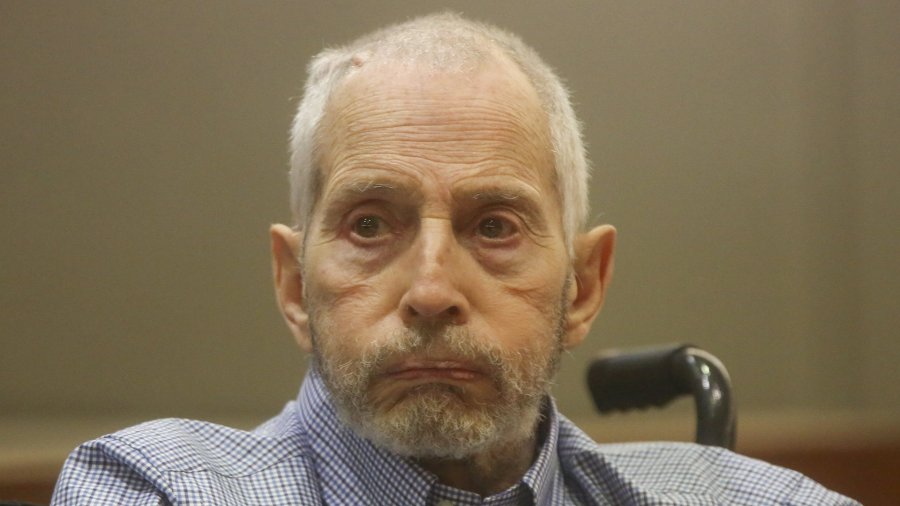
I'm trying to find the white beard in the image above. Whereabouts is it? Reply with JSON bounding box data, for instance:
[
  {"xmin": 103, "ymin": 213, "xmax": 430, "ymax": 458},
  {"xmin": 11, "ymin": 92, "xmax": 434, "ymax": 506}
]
[{"xmin": 309, "ymin": 315, "xmax": 564, "ymax": 459}]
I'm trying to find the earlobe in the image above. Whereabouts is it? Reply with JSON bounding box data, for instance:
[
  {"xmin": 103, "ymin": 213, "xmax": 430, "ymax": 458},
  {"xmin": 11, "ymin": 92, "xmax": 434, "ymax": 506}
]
[
  {"xmin": 270, "ymin": 224, "xmax": 312, "ymax": 353},
  {"xmin": 563, "ymin": 225, "xmax": 616, "ymax": 349}
]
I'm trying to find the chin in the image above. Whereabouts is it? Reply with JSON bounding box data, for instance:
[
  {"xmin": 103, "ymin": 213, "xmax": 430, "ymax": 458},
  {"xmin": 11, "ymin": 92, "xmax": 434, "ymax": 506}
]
[{"xmin": 348, "ymin": 383, "xmax": 543, "ymax": 460}]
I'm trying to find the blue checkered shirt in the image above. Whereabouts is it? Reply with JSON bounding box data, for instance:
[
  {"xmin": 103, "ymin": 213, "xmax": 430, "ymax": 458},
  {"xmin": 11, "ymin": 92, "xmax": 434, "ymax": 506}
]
[{"xmin": 51, "ymin": 370, "xmax": 857, "ymax": 505}]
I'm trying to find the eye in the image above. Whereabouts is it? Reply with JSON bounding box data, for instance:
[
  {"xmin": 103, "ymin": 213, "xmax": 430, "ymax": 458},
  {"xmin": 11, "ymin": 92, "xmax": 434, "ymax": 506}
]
[
  {"xmin": 477, "ymin": 216, "xmax": 517, "ymax": 240},
  {"xmin": 351, "ymin": 215, "xmax": 388, "ymax": 239}
]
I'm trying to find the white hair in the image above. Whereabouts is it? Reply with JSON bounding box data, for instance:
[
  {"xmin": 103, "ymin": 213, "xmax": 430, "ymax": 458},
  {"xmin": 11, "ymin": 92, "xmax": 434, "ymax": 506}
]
[{"xmin": 289, "ymin": 12, "xmax": 590, "ymax": 254}]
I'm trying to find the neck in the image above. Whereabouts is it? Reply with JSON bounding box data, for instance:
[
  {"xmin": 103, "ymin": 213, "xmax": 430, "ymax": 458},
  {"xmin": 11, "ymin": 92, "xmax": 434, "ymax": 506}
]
[{"xmin": 415, "ymin": 432, "xmax": 538, "ymax": 496}]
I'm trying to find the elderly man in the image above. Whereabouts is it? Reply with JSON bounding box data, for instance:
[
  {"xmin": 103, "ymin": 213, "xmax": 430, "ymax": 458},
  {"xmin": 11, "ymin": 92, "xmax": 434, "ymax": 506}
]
[{"xmin": 52, "ymin": 13, "xmax": 855, "ymax": 505}]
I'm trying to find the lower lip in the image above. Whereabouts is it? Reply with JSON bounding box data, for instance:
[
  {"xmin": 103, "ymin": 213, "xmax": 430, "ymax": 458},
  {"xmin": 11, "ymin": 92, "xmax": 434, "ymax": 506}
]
[{"xmin": 388, "ymin": 368, "xmax": 481, "ymax": 381}]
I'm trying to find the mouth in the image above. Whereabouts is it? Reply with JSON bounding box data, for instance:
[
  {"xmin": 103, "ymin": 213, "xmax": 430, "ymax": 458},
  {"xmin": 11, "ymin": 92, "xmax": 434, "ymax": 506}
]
[{"xmin": 383, "ymin": 358, "xmax": 485, "ymax": 382}]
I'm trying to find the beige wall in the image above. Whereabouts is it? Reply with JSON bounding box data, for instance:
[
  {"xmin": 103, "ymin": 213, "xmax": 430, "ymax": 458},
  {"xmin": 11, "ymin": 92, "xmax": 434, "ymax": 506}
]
[{"xmin": 2, "ymin": 1, "xmax": 898, "ymax": 426}]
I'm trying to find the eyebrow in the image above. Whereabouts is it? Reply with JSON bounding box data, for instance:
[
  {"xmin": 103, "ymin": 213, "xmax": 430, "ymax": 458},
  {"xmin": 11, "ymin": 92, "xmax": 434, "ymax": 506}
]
[
  {"xmin": 325, "ymin": 178, "xmax": 410, "ymax": 201},
  {"xmin": 454, "ymin": 183, "xmax": 548, "ymax": 230},
  {"xmin": 471, "ymin": 189, "xmax": 523, "ymax": 202},
  {"xmin": 454, "ymin": 181, "xmax": 539, "ymax": 206},
  {"xmin": 349, "ymin": 181, "xmax": 398, "ymax": 193},
  {"xmin": 319, "ymin": 177, "xmax": 420, "ymax": 218}
]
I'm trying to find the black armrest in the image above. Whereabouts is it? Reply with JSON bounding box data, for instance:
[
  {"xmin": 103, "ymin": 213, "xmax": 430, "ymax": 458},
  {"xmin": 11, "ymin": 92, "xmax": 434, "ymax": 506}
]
[{"xmin": 587, "ymin": 344, "xmax": 737, "ymax": 449}]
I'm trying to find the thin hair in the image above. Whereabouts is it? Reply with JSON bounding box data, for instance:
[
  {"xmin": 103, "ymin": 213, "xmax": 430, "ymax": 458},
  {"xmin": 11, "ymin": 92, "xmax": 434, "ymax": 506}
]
[{"xmin": 288, "ymin": 12, "xmax": 590, "ymax": 255}]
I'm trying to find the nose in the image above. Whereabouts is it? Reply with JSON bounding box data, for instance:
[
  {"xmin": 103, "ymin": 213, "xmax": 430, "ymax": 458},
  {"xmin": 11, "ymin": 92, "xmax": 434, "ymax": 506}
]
[{"xmin": 399, "ymin": 219, "xmax": 470, "ymax": 326}]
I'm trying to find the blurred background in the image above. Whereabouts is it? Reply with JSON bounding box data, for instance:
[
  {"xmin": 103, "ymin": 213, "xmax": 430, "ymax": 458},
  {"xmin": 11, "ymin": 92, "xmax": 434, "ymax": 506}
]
[{"xmin": 2, "ymin": 1, "xmax": 898, "ymax": 503}]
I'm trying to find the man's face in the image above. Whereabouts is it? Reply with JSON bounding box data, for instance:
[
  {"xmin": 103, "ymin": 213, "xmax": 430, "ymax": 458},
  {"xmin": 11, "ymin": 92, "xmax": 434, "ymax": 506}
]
[{"xmin": 300, "ymin": 58, "xmax": 572, "ymax": 458}]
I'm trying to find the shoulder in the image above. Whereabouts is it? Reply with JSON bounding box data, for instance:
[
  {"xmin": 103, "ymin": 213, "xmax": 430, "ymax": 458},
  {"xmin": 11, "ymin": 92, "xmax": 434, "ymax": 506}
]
[
  {"xmin": 99, "ymin": 415, "xmax": 308, "ymax": 474},
  {"xmin": 52, "ymin": 408, "xmax": 321, "ymax": 505},
  {"xmin": 556, "ymin": 416, "xmax": 858, "ymax": 505}
]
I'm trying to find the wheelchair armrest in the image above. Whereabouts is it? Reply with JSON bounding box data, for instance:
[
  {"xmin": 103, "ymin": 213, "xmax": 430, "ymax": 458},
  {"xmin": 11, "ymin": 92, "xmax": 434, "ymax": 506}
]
[{"xmin": 587, "ymin": 343, "xmax": 736, "ymax": 449}]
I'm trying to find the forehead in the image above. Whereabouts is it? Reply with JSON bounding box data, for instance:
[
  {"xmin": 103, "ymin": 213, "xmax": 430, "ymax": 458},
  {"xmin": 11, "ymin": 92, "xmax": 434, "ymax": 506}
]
[{"xmin": 315, "ymin": 57, "xmax": 557, "ymax": 202}]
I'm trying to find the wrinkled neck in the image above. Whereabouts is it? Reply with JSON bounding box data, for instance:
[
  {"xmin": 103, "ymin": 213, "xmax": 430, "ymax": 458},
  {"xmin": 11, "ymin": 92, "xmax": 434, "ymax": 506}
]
[{"xmin": 416, "ymin": 430, "xmax": 538, "ymax": 496}]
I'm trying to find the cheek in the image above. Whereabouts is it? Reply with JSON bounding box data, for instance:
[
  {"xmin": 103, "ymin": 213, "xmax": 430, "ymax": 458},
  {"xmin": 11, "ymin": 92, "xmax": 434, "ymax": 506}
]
[
  {"xmin": 480, "ymin": 254, "xmax": 568, "ymax": 314},
  {"xmin": 474, "ymin": 279, "xmax": 566, "ymax": 349},
  {"xmin": 472, "ymin": 231, "xmax": 568, "ymax": 282},
  {"xmin": 306, "ymin": 255, "xmax": 404, "ymax": 346},
  {"xmin": 307, "ymin": 239, "xmax": 380, "ymax": 301},
  {"xmin": 305, "ymin": 229, "xmax": 406, "ymax": 303},
  {"xmin": 309, "ymin": 276, "xmax": 387, "ymax": 332}
]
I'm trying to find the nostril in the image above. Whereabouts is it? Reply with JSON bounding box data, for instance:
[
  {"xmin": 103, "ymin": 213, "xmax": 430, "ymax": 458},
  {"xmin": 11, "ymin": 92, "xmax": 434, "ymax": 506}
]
[{"xmin": 403, "ymin": 303, "xmax": 460, "ymax": 320}]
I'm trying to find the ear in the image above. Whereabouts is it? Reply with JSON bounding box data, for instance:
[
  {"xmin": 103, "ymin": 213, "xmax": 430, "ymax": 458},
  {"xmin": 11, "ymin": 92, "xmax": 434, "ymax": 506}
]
[
  {"xmin": 563, "ymin": 224, "xmax": 616, "ymax": 349},
  {"xmin": 270, "ymin": 224, "xmax": 312, "ymax": 353}
]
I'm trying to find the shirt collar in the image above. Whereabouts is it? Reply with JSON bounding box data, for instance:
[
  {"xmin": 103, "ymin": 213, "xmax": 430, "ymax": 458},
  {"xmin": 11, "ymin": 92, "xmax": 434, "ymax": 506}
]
[
  {"xmin": 294, "ymin": 368, "xmax": 564, "ymax": 505},
  {"xmin": 522, "ymin": 399, "xmax": 564, "ymax": 505}
]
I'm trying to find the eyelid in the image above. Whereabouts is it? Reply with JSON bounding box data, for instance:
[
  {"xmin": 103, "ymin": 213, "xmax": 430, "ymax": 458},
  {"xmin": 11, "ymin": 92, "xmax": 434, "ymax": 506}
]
[
  {"xmin": 343, "ymin": 200, "xmax": 389, "ymax": 223},
  {"xmin": 474, "ymin": 211, "xmax": 522, "ymax": 243},
  {"xmin": 346, "ymin": 217, "xmax": 390, "ymax": 247},
  {"xmin": 343, "ymin": 202, "xmax": 406, "ymax": 246}
]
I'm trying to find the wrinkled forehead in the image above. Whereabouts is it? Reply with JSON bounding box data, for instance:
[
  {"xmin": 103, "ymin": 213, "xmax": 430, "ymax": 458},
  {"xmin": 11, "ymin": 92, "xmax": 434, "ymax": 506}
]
[{"xmin": 316, "ymin": 54, "xmax": 556, "ymax": 187}]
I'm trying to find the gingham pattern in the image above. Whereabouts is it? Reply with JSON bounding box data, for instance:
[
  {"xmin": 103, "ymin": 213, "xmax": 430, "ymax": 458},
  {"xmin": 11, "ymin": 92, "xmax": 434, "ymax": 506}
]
[{"xmin": 51, "ymin": 370, "xmax": 858, "ymax": 505}]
